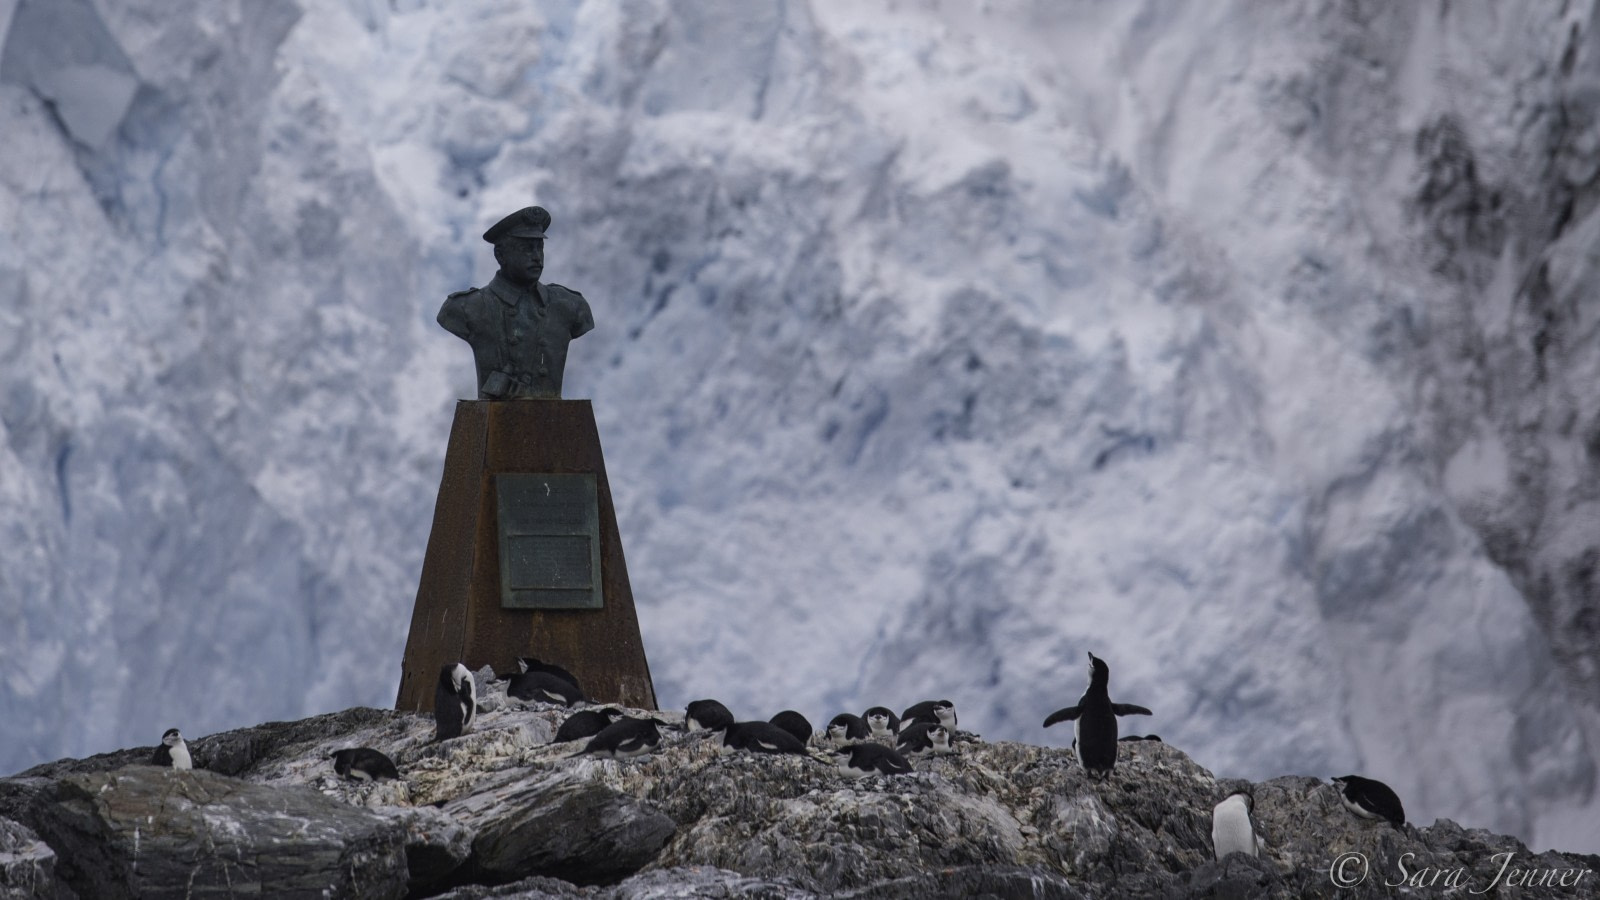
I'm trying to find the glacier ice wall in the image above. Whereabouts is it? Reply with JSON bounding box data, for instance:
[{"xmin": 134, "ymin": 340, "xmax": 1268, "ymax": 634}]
[{"xmin": 1, "ymin": 0, "xmax": 1597, "ymax": 852}]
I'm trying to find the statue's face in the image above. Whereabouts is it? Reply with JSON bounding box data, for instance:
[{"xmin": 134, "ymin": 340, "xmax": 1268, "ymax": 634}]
[{"xmin": 498, "ymin": 237, "xmax": 544, "ymax": 284}]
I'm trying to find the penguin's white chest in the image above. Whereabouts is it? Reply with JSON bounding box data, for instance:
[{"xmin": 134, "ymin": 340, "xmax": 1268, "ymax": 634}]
[
  {"xmin": 835, "ymin": 757, "xmax": 868, "ymax": 779},
  {"xmin": 1339, "ymin": 793, "xmax": 1381, "ymax": 820},
  {"xmin": 1211, "ymin": 796, "xmax": 1257, "ymax": 859},
  {"xmin": 169, "ymin": 742, "xmax": 193, "ymax": 771},
  {"xmin": 613, "ymin": 739, "xmax": 650, "ymax": 759}
]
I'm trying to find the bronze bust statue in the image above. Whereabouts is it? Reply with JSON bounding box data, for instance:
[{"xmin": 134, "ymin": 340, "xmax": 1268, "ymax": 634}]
[{"xmin": 438, "ymin": 206, "xmax": 595, "ymax": 399}]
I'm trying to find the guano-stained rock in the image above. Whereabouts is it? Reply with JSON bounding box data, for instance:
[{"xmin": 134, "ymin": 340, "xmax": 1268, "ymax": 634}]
[
  {"xmin": 4, "ymin": 704, "xmax": 1598, "ymax": 898},
  {"xmin": 447, "ymin": 766, "xmax": 676, "ymax": 886},
  {"xmin": 31, "ymin": 767, "xmax": 408, "ymax": 900}
]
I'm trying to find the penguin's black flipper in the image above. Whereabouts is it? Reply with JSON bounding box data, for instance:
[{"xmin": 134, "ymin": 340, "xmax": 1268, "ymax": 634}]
[
  {"xmin": 1043, "ymin": 706, "xmax": 1082, "ymax": 727},
  {"xmin": 1111, "ymin": 703, "xmax": 1153, "ymax": 716}
]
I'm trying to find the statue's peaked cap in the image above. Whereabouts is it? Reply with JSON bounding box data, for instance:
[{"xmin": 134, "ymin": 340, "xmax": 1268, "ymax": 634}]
[{"xmin": 483, "ymin": 206, "xmax": 550, "ymax": 243}]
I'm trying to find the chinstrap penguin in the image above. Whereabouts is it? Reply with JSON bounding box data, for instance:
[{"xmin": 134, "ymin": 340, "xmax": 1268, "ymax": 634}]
[
  {"xmin": 825, "ymin": 713, "xmax": 869, "ymax": 744},
  {"xmin": 719, "ymin": 721, "xmax": 809, "ymax": 756},
  {"xmin": 862, "ymin": 706, "xmax": 901, "ymax": 741},
  {"xmin": 832, "ymin": 742, "xmax": 914, "ymax": 778},
  {"xmin": 515, "ymin": 655, "xmax": 580, "ymax": 691},
  {"xmin": 1119, "ymin": 734, "xmax": 1162, "ymax": 742},
  {"xmin": 1042, "ymin": 652, "xmax": 1152, "ymax": 779},
  {"xmin": 330, "ymin": 748, "xmax": 401, "ymax": 782},
  {"xmin": 685, "ymin": 699, "xmax": 736, "ymax": 733},
  {"xmin": 555, "ymin": 708, "xmax": 627, "ymax": 743},
  {"xmin": 434, "ymin": 662, "xmax": 478, "ymax": 741},
  {"xmin": 768, "ymin": 710, "xmax": 813, "ymax": 746},
  {"xmin": 507, "ymin": 670, "xmax": 585, "ymax": 706},
  {"xmin": 901, "ymin": 699, "xmax": 957, "ymax": 731},
  {"xmin": 896, "ymin": 721, "xmax": 954, "ymax": 757},
  {"xmin": 1212, "ymin": 791, "xmax": 1261, "ymax": 859},
  {"xmin": 574, "ymin": 718, "xmax": 663, "ymax": 759},
  {"xmin": 1332, "ymin": 775, "xmax": 1406, "ymax": 829},
  {"xmin": 151, "ymin": 728, "xmax": 192, "ymax": 770}
]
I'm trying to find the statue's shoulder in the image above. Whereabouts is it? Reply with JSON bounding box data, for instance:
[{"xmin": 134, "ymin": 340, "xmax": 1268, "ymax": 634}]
[
  {"xmin": 437, "ymin": 286, "xmax": 483, "ymax": 336},
  {"xmin": 545, "ymin": 283, "xmax": 590, "ymax": 311}
]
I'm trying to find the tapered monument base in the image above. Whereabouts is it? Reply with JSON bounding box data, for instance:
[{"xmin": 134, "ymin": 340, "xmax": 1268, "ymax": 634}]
[{"xmin": 396, "ymin": 399, "xmax": 656, "ymax": 712}]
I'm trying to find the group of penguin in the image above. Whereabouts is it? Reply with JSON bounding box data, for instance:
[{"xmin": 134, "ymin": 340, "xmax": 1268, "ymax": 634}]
[
  {"xmin": 432, "ymin": 657, "xmax": 956, "ymax": 778},
  {"xmin": 149, "ymin": 650, "xmax": 1410, "ymax": 864}
]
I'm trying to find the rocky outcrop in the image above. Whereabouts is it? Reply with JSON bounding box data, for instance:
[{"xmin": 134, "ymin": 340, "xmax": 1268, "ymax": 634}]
[
  {"xmin": 0, "ymin": 816, "xmax": 73, "ymax": 900},
  {"xmin": 445, "ymin": 767, "xmax": 676, "ymax": 887},
  {"xmin": 3, "ymin": 690, "xmax": 1596, "ymax": 898},
  {"xmin": 16, "ymin": 767, "xmax": 408, "ymax": 900}
]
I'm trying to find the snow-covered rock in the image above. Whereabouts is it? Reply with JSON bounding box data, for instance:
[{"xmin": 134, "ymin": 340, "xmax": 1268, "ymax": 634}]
[{"xmin": 0, "ymin": 0, "xmax": 1596, "ymax": 854}]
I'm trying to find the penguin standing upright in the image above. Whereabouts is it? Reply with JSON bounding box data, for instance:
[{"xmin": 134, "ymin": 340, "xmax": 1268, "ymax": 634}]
[
  {"xmin": 434, "ymin": 662, "xmax": 478, "ymax": 741},
  {"xmin": 1042, "ymin": 652, "xmax": 1152, "ymax": 779},
  {"xmin": 1212, "ymin": 792, "xmax": 1260, "ymax": 859},
  {"xmin": 151, "ymin": 728, "xmax": 192, "ymax": 770},
  {"xmin": 1332, "ymin": 775, "xmax": 1406, "ymax": 829}
]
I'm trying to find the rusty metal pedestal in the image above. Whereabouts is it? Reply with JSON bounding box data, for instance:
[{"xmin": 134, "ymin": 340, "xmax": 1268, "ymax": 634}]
[{"xmin": 396, "ymin": 399, "xmax": 656, "ymax": 712}]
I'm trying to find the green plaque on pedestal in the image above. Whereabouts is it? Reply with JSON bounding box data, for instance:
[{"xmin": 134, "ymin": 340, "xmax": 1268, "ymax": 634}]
[{"xmin": 496, "ymin": 473, "xmax": 603, "ymax": 609}]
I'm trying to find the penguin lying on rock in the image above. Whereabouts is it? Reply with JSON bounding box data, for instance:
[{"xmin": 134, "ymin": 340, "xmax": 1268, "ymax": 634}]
[
  {"xmin": 832, "ymin": 743, "xmax": 914, "ymax": 778},
  {"xmin": 1332, "ymin": 775, "xmax": 1406, "ymax": 829},
  {"xmin": 330, "ymin": 748, "xmax": 401, "ymax": 782},
  {"xmin": 555, "ymin": 708, "xmax": 627, "ymax": 743},
  {"xmin": 768, "ymin": 710, "xmax": 813, "ymax": 745},
  {"xmin": 825, "ymin": 713, "xmax": 869, "ymax": 744},
  {"xmin": 685, "ymin": 699, "xmax": 736, "ymax": 733},
  {"xmin": 897, "ymin": 721, "xmax": 953, "ymax": 757},
  {"xmin": 573, "ymin": 718, "xmax": 663, "ymax": 759},
  {"xmin": 718, "ymin": 721, "xmax": 810, "ymax": 756}
]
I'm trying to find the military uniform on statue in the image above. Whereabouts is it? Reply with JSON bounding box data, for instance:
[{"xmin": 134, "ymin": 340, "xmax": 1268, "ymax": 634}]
[
  {"xmin": 397, "ymin": 206, "xmax": 656, "ymax": 714},
  {"xmin": 436, "ymin": 206, "xmax": 594, "ymax": 400}
]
